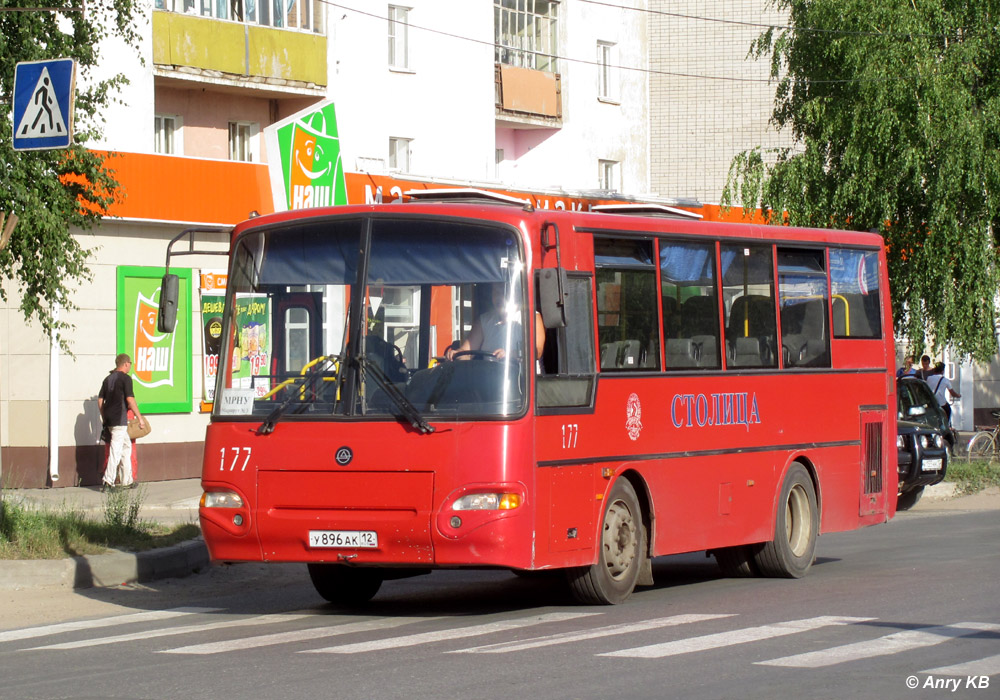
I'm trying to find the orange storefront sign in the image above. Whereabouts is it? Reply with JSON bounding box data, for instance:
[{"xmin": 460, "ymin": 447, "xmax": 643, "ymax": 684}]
[{"xmin": 101, "ymin": 151, "xmax": 763, "ymax": 226}]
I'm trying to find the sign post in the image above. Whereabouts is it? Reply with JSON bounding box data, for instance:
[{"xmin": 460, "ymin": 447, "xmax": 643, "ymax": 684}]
[{"xmin": 12, "ymin": 58, "xmax": 76, "ymax": 151}]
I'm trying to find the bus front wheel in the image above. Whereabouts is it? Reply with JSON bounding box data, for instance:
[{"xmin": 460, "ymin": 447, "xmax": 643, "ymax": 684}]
[
  {"xmin": 753, "ymin": 463, "xmax": 818, "ymax": 578},
  {"xmin": 307, "ymin": 564, "xmax": 383, "ymax": 605},
  {"xmin": 567, "ymin": 477, "xmax": 645, "ymax": 605}
]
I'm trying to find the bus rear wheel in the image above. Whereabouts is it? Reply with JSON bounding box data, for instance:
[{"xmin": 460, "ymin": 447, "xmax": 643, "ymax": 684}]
[
  {"xmin": 753, "ymin": 463, "xmax": 818, "ymax": 578},
  {"xmin": 714, "ymin": 544, "xmax": 761, "ymax": 577},
  {"xmin": 307, "ymin": 564, "xmax": 383, "ymax": 605},
  {"xmin": 567, "ymin": 478, "xmax": 645, "ymax": 605}
]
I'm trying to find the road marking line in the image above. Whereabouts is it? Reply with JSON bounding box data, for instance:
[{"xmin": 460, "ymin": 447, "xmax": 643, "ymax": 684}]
[
  {"xmin": 25, "ymin": 613, "xmax": 313, "ymax": 651},
  {"xmin": 303, "ymin": 612, "xmax": 601, "ymax": 654},
  {"xmin": 451, "ymin": 613, "xmax": 735, "ymax": 654},
  {"xmin": 0, "ymin": 607, "xmax": 219, "ymax": 644},
  {"xmin": 924, "ymin": 652, "xmax": 1000, "ymax": 677},
  {"xmin": 599, "ymin": 616, "xmax": 874, "ymax": 659},
  {"xmin": 162, "ymin": 616, "xmax": 441, "ymax": 655},
  {"xmin": 758, "ymin": 622, "xmax": 1000, "ymax": 668}
]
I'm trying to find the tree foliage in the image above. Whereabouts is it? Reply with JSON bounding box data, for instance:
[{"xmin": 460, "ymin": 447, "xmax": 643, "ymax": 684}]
[
  {"xmin": 0, "ymin": 1, "xmax": 141, "ymax": 347},
  {"xmin": 723, "ymin": 0, "xmax": 1000, "ymax": 362}
]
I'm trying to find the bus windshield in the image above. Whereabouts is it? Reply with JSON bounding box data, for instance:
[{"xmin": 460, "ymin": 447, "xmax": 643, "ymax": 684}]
[{"xmin": 215, "ymin": 216, "xmax": 529, "ymax": 425}]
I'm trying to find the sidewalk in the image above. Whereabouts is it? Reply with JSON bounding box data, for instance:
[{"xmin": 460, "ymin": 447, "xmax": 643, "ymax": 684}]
[
  {"xmin": 1, "ymin": 479, "xmax": 206, "ymax": 591},
  {"xmin": 1, "ymin": 478, "xmax": 995, "ymax": 592}
]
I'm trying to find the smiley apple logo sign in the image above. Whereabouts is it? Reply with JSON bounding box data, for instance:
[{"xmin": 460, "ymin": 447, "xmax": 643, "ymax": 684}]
[{"xmin": 265, "ymin": 100, "xmax": 349, "ymax": 212}]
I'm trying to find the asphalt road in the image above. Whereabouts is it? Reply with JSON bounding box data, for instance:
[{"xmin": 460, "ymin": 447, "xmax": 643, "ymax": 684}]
[{"xmin": 0, "ymin": 500, "xmax": 997, "ymax": 700}]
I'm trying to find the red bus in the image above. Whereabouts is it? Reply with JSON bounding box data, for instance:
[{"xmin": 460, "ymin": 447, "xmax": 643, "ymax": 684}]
[{"xmin": 160, "ymin": 194, "xmax": 896, "ymax": 605}]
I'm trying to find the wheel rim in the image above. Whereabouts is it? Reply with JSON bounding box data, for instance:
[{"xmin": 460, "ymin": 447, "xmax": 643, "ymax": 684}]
[
  {"xmin": 784, "ymin": 483, "xmax": 813, "ymax": 557},
  {"xmin": 603, "ymin": 499, "xmax": 637, "ymax": 579}
]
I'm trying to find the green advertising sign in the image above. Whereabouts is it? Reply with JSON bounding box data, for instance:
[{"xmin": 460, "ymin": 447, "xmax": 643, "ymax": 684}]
[
  {"xmin": 117, "ymin": 266, "xmax": 193, "ymax": 413},
  {"xmin": 264, "ymin": 100, "xmax": 348, "ymax": 212}
]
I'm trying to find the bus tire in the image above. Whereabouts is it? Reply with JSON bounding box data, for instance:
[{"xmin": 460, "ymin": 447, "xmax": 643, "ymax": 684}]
[
  {"xmin": 753, "ymin": 463, "xmax": 818, "ymax": 578},
  {"xmin": 307, "ymin": 564, "xmax": 383, "ymax": 605},
  {"xmin": 567, "ymin": 478, "xmax": 644, "ymax": 605},
  {"xmin": 714, "ymin": 545, "xmax": 760, "ymax": 577},
  {"xmin": 896, "ymin": 485, "xmax": 924, "ymax": 511}
]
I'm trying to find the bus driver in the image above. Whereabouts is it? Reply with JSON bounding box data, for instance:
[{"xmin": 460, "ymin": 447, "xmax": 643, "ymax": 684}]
[{"xmin": 445, "ymin": 283, "xmax": 545, "ymax": 361}]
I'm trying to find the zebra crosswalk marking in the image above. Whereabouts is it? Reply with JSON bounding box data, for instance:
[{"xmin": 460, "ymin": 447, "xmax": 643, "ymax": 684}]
[
  {"xmin": 26, "ymin": 613, "xmax": 313, "ymax": 651},
  {"xmin": 451, "ymin": 613, "xmax": 735, "ymax": 654},
  {"xmin": 924, "ymin": 653, "xmax": 1000, "ymax": 677},
  {"xmin": 598, "ymin": 616, "xmax": 874, "ymax": 659},
  {"xmin": 0, "ymin": 607, "xmax": 219, "ymax": 644},
  {"xmin": 303, "ymin": 612, "xmax": 601, "ymax": 654},
  {"xmin": 162, "ymin": 616, "xmax": 442, "ymax": 655},
  {"xmin": 758, "ymin": 622, "xmax": 1000, "ymax": 668}
]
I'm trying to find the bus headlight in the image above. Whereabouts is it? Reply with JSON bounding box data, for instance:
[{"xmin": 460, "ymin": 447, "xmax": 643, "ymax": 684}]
[
  {"xmin": 201, "ymin": 490, "xmax": 244, "ymax": 508},
  {"xmin": 452, "ymin": 492, "xmax": 522, "ymax": 511},
  {"xmin": 896, "ymin": 435, "xmax": 906, "ymax": 448}
]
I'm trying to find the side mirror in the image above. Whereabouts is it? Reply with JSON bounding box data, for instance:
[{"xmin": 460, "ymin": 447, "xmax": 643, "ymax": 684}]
[
  {"xmin": 157, "ymin": 274, "xmax": 179, "ymax": 333},
  {"xmin": 539, "ymin": 267, "xmax": 568, "ymax": 329}
]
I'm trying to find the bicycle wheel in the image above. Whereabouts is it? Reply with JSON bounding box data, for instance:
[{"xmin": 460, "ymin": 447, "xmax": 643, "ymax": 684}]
[{"xmin": 966, "ymin": 431, "xmax": 995, "ymax": 461}]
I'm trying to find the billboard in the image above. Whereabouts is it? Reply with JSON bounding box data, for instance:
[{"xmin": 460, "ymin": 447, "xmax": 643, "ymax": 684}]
[
  {"xmin": 264, "ymin": 99, "xmax": 348, "ymax": 212},
  {"xmin": 117, "ymin": 266, "xmax": 193, "ymax": 413}
]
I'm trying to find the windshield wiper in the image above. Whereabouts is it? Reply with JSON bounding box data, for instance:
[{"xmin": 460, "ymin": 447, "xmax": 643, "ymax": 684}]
[
  {"xmin": 257, "ymin": 356, "xmax": 338, "ymax": 435},
  {"xmin": 355, "ymin": 355, "xmax": 435, "ymax": 435}
]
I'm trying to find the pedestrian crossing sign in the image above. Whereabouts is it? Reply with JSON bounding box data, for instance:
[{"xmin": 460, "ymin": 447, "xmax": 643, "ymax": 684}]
[{"xmin": 12, "ymin": 58, "xmax": 76, "ymax": 151}]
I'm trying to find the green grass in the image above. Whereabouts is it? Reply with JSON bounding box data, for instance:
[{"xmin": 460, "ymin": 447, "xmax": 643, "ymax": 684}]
[
  {"xmin": 946, "ymin": 458, "xmax": 1000, "ymax": 495},
  {"xmin": 0, "ymin": 485, "xmax": 199, "ymax": 560}
]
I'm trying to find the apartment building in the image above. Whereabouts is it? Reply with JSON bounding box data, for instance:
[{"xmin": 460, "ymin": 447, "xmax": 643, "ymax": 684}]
[{"xmin": 1, "ymin": 1, "xmax": 662, "ymax": 487}]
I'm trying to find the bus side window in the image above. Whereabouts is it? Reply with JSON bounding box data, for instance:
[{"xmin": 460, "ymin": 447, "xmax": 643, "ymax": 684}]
[
  {"xmin": 536, "ymin": 274, "xmax": 597, "ymax": 410},
  {"xmin": 721, "ymin": 244, "xmax": 778, "ymax": 369},
  {"xmin": 777, "ymin": 248, "xmax": 830, "ymax": 368},
  {"xmin": 660, "ymin": 239, "xmax": 721, "ymax": 370},
  {"xmin": 829, "ymin": 248, "xmax": 882, "ymax": 339},
  {"xmin": 594, "ymin": 238, "xmax": 660, "ymax": 371}
]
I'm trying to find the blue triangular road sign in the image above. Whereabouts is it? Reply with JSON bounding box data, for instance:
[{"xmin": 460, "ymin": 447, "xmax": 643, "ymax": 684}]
[{"xmin": 13, "ymin": 59, "xmax": 76, "ymax": 151}]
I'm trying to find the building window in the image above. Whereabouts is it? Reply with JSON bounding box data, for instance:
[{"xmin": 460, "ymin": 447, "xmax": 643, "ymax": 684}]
[
  {"xmin": 154, "ymin": 114, "xmax": 181, "ymax": 155},
  {"xmin": 494, "ymin": 0, "xmax": 558, "ymax": 73},
  {"xmin": 599, "ymin": 159, "xmax": 619, "ymax": 191},
  {"xmin": 388, "ymin": 5, "xmax": 410, "ymax": 69},
  {"xmin": 597, "ymin": 41, "xmax": 617, "ymax": 102},
  {"xmin": 495, "ymin": 148, "xmax": 505, "ymax": 180},
  {"xmin": 389, "ymin": 137, "xmax": 411, "ymax": 172},
  {"xmin": 157, "ymin": 0, "xmax": 323, "ymax": 33},
  {"xmin": 229, "ymin": 121, "xmax": 258, "ymax": 162}
]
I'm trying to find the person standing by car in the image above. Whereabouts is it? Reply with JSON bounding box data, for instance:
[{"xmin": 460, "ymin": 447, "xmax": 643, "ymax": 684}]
[
  {"xmin": 917, "ymin": 354, "xmax": 934, "ymax": 379},
  {"xmin": 98, "ymin": 353, "xmax": 146, "ymax": 490},
  {"xmin": 896, "ymin": 355, "xmax": 917, "ymax": 378},
  {"xmin": 927, "ymin": 362, "xmax": 961, "ymax": 425}
]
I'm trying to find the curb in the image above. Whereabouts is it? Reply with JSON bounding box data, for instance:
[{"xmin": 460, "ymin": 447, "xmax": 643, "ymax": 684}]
[
  {"xmin": 923, "ymin": 481, "xmax": 958, "ymax": 500},
  {"xmin": 0, "ymin": 538, "xmax": 209, "ymax": 591}
]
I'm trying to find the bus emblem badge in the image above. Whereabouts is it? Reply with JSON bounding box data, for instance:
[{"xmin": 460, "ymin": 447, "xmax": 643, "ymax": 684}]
[
  {"xmin": 335, "ymin": 447, "xmax": 353, "ymax": 466},
  {"xmin": 626, "ymin": 393, "xmax": 643, "ymax": 441}
]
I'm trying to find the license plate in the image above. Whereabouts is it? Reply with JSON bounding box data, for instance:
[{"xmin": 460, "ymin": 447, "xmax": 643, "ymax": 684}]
[
  {"xmin": 308, "ymin": 530, "xmax": 378, "ymax": 548},
  {"xmin": 922, "ymin": 458, "xmax": 943, "ymax": 472}
]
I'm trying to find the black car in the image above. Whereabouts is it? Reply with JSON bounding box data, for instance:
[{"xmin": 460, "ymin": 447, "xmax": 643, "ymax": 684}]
[{"xmin": 896, "ymin": 377, "xmax": 950, "ymax": 510}]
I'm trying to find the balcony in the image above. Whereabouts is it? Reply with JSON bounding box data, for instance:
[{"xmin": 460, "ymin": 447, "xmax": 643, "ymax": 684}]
[
  {"xmin": 495, "ymin": 64, "xmax": 562, "ymax": 128},
  {"xmin": 152, "ymin": 10, "xmax": 326, "ymax": 95}
]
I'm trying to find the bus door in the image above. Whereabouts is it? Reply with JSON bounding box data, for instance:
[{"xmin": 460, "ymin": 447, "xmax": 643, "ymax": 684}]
[
  {"xmin": 859, "ymin": 408, "xmax": 889, "ymax": 516},
  {"xmin": 271, "ymin": 291, "xmax": 324, "ymax": 378}
]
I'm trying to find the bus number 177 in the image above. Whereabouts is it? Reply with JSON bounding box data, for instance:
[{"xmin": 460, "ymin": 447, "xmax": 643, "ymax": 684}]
[{"xmin": 562, "ymin": 424, "xmax": 579, "ymax": 449}]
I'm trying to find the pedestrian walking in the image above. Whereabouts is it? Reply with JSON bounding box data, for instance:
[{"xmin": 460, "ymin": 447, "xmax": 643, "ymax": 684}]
[{"xmin": 98, "ymin": 353, "xmax": 145, "ymax": 489}]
